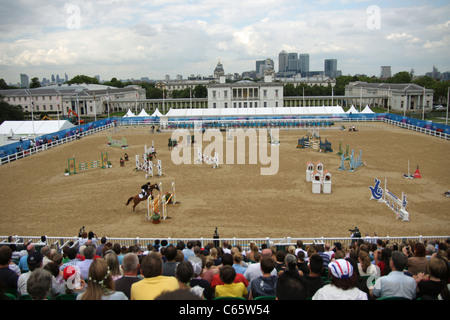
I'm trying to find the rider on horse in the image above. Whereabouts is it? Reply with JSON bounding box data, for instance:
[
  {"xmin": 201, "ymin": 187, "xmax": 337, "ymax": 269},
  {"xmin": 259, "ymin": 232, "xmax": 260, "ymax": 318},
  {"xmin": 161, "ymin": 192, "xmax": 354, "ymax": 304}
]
[{"xmin": 141, "ymin": 182, "xmax": 151, "ymax": 198}]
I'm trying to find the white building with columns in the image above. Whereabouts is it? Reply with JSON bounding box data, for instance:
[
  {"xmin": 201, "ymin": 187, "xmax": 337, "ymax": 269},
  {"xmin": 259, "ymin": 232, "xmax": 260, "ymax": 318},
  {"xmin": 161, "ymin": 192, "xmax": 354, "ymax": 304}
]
[{"xmin": 207, "ymin": 76, "xmax": 284, "ymax": 109}]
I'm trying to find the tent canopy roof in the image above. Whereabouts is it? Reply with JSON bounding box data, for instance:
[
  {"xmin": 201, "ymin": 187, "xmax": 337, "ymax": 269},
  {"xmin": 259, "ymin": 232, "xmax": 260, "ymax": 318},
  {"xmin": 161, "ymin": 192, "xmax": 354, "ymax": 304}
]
[{"xmin": 0, "ymin": 120, "xmax": 75, "ymax": 135}]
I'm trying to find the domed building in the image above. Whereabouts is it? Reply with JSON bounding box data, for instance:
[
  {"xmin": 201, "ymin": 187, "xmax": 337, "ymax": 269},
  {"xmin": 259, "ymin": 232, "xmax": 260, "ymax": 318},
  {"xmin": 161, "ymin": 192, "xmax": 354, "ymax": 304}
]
[{"xmin": 214, "ymin": 60, "xmax": 225, "ymax": 79}]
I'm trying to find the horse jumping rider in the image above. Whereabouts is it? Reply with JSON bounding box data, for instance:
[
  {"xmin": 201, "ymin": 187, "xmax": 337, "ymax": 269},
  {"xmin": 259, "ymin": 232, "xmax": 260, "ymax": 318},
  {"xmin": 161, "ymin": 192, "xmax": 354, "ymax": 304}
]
[{"xmin": 141, "ymin": 182, "xmax": 151, "ymax": 198}]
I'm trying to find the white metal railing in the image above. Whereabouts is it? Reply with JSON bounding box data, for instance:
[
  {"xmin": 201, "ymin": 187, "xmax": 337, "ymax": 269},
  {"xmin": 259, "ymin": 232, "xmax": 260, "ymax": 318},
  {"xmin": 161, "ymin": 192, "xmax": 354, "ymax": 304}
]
[
  {"xmin": 0, "ymin": 123, "xmax": 114, "ymax": 166},
  {"xmin": 1, "ymin": 235, "xmax": 448, "ymax": 254},
  {"xmin": 384, "ymin": 119, "xmax": 450, "ymax": 140}
]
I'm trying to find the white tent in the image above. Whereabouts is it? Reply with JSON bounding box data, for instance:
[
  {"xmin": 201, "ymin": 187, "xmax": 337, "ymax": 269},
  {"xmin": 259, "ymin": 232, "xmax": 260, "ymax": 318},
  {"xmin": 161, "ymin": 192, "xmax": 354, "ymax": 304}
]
[
  {"xmin": 0, "ymin": 120, "xmax": 75, "ymax": 136},
  {"xmin": 123, "ymin": 109, "xmax": 136, "ymax": 117},
  {"xmin": 346, "ymin": 105, "xmax": 360, "ymax": 114},
  {"xmin": 165, "ymin": 106, "xmax": 346, "ymax": 118},
  {"xmin": 151, "ymin": 109, "xmax": 164, "ymax": 117},
  {"xmin": 137, "ymin": 109, "xmax": 150, "ymax": 117},
  {"xmin": 361, "ymin": 105, "xmax": 375, "ymax": 114}
]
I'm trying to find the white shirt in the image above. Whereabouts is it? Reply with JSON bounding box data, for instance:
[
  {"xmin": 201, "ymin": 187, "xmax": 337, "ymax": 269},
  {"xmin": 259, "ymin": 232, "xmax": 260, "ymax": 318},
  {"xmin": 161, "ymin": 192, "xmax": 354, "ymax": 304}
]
[{"xmin": 312, "ymin": 284, "xmax": 368, "ymax": 300}]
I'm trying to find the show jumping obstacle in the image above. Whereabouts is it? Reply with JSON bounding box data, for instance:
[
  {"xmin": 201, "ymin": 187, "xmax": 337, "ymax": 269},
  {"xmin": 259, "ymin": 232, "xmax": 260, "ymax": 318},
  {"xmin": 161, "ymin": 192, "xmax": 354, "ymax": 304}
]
[
  {"xmin": 135, "ymin": 143, "xmax": 162, "ymax": 178},
  {"xmin": 196, "ymin": 147, "xmax": 219, "ymax": 168},
  {"xmin": 67, "ymin": 153, "xmax": 109, "ymax": 175},
  {"xmin": 306, "ymin": 161, "xmax": 332, "ymax": 194},
  {"xmin": 369, "ymin": 178, "xmax": 410, "ymax": 222},
  {"xmin": 107, "ymin": 136, "xmax": 128, "ymax": 149},
  {"xmin": 339, "ymin": 149, "xmax": 364, "ymax": 172},
  {"xmin": 147, "ymin": 182, "xmax": 177, "ymax": 221}
]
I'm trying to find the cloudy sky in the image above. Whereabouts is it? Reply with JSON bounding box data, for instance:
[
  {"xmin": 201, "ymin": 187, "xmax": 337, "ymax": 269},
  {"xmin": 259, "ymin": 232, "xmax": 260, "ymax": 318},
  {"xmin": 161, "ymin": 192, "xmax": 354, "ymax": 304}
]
[{"xmin": 0, "ymin": 0, "xmax": 449, "ymax": 85}]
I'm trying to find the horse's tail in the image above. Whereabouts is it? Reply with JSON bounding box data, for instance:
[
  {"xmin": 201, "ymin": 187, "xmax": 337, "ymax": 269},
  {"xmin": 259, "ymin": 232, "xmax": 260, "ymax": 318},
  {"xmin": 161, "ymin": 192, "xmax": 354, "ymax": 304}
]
[{"xmin": 126, "ymin": 197, "xmax": 134, "ymax": 206}]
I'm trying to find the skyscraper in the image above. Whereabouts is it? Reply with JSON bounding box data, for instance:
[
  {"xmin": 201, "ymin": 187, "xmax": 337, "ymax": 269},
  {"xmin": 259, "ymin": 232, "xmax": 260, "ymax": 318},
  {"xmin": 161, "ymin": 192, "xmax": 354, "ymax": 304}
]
[
  {"xmin": 278, "ymin": 50, "xmax": 288, "ymax": 73},
  {"xmin": 380, "ymin": 66, "xmax": 391, "ymax": 80},
  {"xmin": 324, "ymin": 59, "xmax": 337, "ymax": 78},
  {"xmin": 20, "ymin": 74, "xmax": 29, "ymax": 88},
  {"xmin": 299, "ymin": 54, "xmax": 310, "ymax": 75}
]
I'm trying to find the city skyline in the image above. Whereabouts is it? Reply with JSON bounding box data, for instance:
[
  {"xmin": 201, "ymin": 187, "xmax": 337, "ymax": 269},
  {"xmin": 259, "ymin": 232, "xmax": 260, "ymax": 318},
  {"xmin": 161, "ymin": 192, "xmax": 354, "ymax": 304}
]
[{"xmin": 1, "ymin": 1, "xmax": 449, "ymax": 85}]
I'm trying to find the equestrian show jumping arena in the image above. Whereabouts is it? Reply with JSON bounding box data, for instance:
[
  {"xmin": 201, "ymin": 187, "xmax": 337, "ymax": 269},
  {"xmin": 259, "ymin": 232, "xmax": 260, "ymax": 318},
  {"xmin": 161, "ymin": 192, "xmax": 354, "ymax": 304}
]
[{"xmin": 0, "ymin": 121, "xmax": 449, "ymax": 239}]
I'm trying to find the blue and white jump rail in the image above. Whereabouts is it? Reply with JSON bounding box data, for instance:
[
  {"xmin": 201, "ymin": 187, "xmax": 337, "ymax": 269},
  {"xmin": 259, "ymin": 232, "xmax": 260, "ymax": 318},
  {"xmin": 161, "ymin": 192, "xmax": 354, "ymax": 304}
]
[{"xmin": 369, "ymin": 178, "xmax": 409, "ymax": 222}]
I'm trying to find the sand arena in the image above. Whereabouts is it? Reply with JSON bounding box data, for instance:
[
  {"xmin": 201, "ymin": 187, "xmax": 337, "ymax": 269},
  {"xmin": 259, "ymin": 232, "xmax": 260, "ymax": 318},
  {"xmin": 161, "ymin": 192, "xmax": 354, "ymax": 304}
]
[{"xmin": 0, "ymin": 122, "xmax": 449, "ymax": 239}]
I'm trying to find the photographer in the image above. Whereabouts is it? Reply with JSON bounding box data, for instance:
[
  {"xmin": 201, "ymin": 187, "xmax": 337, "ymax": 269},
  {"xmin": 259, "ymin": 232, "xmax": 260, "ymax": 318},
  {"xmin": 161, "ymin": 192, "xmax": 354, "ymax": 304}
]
[{"xmin": 349, "ymin": 227, "xmax": 361, "ymax": 243}]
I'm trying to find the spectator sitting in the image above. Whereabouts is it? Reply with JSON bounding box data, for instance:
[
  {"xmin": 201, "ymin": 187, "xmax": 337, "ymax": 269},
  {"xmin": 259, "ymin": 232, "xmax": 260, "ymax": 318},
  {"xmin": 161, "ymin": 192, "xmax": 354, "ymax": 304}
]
[
  {"xmin": 62, "ymin": 264, "xmax": 85, "ymax": 296},
  {"xmin": 406, "ymin": 243, "xmax": 428, "ymax": 275},
  {"xmin": 248, "ymin": 256, "xmax": 278, "ymax": 300},
  {"xmin": 358, "ymin": 251, "xmax": 380, "ymax": 277},
  {"xmin": 17, "ymin": 251, "xmax": 43, "ymax": 296},
  {"xmin": 211, "ymin": 254, "xmax": 249, "ymax": 290},
  {"xmin": 59, "ymin": 247, "xmax": 81, "ymax": 272},
  {"xmin": 232, "ymin": 253, "xmax": 247, "ymax": 275},
  {"xmin": 295, "ymin": 240, "xmax": 308, "ymax": 260},
  {"xmin": 43, "ymin": 262, "xmax": 66, "ymax": 298},
  {"xmin": 18, "ymin": 243, "xmax": 35, "ymax": 273},
  {"xmin": 182, "ymin": 241, "xmax": 195, "ymax": 261},
  {"xmin": 201, "ymin": 255, "xmax": 219, "ymax": 283},
  {"xmin": 215, "ymin": 266, "xmax": 248, "ymax": 299},
  {"xmin": 77, "ymin": 245, "xmax": 95, "ymax": 281},
  {"xmin": 162, "ymin": 245, "xmax": 179, "ymax": 277},
  {"xmin": 301, "ymin": 253, "xmax": 326, "ymax": 299},
  {"xmin": 104, "ymin": 250, "xmax": 123, "ymax": 281},
  {"xmin": 274, "ymin": 251, "xmax": 286, "ymax": 274},
  {"xmin": 26, "ymin": 268, "xmax": 53, "ymax": 300},
  {"xmin": 175, "ymin": 260, "xmax": 204, "ymax": 299},
  {"xmin": 130, "ymin": 253, "xmax": 179, "ymax": 300},
  {"xmin": 40, "ymin": 246, "xmax": 52, "ymax": 267},
  {"xmin": 243, "ymin": 249, "xmax": 277, "ymax": 283},
  {"xmin": 76, "ymin": 258, "xmax": 127, "ymax": 300},
  {"xmin": 370, "ymin": 251, "xmax": 417, "ymax": 300},
  {"xmin": 312, "ymin": 259, "xmax": 368, "ymax": 300},
  {"xmin": 276, "ymin": 265, "xmax": 307, "ymax": 300},
  {"xmin": 189, "ymin": 255, "xmax": 213, "ymax": 300},
  {"xmin": 296, "ymin": 251, "xmax": 309, "ymax": 276},
  {"xmin": 0, "ymin": 246, "xmax": 19, "ymax": 295},
  {"xmin": 114, "ymin": 253, "xmax": 142, "ymax": 299},
  {"xmin": 414, "ymin": 257, "xmax": 448, "ymax": 300},
  {"xmin": 96, "ymin": 237, "xmax": 107, "ymax": 257},
  {"xmin": 315, "ymin": 244, "xmax": 331, "ymax": 269}
]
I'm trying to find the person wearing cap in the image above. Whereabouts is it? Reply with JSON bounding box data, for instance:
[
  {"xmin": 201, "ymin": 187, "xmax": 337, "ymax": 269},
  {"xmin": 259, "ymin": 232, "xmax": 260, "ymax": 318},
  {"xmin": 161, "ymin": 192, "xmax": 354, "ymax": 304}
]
[
  {"xmin": 312, "ymin": 259, "xmax": 368, "ymax": 300},
  {"xmin": 18, "ymin": 243, "xmax": 35, "ymax": 273},
  {"xmin": 17, "ymin": 251, "xmax": 43, "ymax": 296}
]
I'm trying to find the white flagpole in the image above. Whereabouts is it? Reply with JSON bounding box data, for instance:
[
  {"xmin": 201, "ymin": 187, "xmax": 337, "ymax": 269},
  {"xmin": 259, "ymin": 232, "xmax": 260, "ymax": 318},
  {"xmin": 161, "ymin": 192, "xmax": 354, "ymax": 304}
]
[
  {"xmin": 422, "ymin": 88, "xmax": 425, "ymax": 120},
  {"xmin": 135, "ymin": 91, "xmax": 138, "ymax": 114},
  {"xmin": 94, "ymin": 93, "xmax": 97, "ymax": 122},
  {"xmin": 28, "ymin": 90, "xmax": 35, "ymax": 136},
  {"xmin": 446, "ymin": 87, "xmax": 449, "ymax": 126},
  {"xmin": 76, "ymin": 94, "xmax": 80, "ymax": 125}
]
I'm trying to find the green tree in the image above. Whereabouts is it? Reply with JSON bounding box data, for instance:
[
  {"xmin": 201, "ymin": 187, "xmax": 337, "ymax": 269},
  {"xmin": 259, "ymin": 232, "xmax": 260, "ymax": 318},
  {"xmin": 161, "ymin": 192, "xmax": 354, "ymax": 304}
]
[
  {"xmin": 193, "ymin": 85, "xmax": 207, "ymax": 98},
  {"xmin": 66, "ymin": 75, "xmax": 100, "ymax": 85},
  {"xmin": 0, "ymin": 96, "xmax": 25, "ymax": 124},
  {"xmin": 387, "ymin": 71, "xmax": 412, "ymax": 83},
  {"xmin": 102, "ymin": 77, "xmax": 124, "ymax": 88},
  {"xmin": 283, "ymin": 83, "xmax": 296, "ymax": 96},
  {"xmin": 29, "ymin": 77, "xmax": 41, "ymax": 88}
]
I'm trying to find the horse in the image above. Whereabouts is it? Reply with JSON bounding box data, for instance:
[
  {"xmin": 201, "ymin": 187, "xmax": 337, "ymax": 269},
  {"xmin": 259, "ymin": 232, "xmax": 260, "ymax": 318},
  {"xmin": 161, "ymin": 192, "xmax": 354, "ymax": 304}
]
[{"xmin": 126, "ymin": 183, "xmax": 160, "ymax": 212}]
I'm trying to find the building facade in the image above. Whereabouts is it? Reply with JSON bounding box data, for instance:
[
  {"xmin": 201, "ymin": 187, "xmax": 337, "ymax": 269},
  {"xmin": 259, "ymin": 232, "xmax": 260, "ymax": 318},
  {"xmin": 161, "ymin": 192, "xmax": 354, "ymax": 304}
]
[
  {"xmin": 207, "ymin": 76, "xmax": 284, "ymax": 109},
  {"xmin": 345, "ymin": 82, "xmax": 434, "ymax": 112}
]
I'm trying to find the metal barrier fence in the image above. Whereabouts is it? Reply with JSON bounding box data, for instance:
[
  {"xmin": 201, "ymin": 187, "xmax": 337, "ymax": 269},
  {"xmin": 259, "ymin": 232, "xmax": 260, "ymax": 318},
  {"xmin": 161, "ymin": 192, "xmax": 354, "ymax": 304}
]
[{"xmin": 1, "ymin": 235, "xmax": 448, "ymax": 254}]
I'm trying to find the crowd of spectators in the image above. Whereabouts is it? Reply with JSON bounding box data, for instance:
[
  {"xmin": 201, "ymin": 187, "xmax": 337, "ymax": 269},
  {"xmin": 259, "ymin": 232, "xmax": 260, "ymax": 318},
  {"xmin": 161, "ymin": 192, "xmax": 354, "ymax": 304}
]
[{"xmin": 0, "ymin": 234, "xmax": 449, "ymax": 300}]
